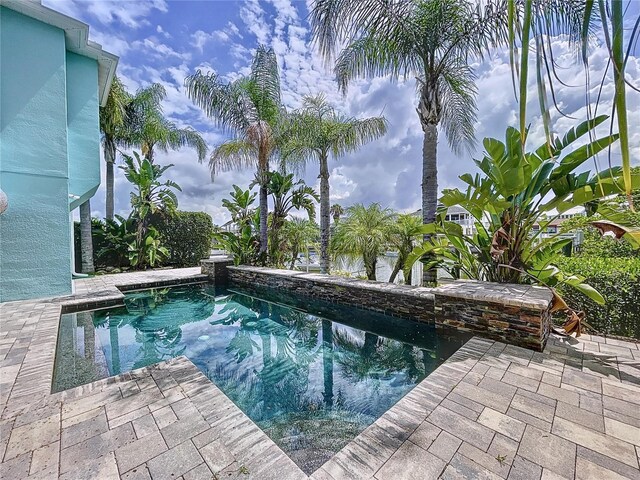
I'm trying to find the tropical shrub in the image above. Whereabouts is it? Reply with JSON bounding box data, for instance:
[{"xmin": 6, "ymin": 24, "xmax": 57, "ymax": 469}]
[
  {"xmin": 281, "ymin": 218, "xmax": 320, "ymax": 270},
  {"xmin": 561, "ymin": 176, "xmax": 640, "ymax": 259},
  {"xmin": 388, "ymin": 214, "xmax": 423, "ymax": 284},
  {"xmin": 331, "ymin": 203, "xmax": 395, "ymax": 280},
  {"xmin": 92, "ymin": 215, "xmax": 136, "ymax": 268},
  {"xmin": 407, "ymin": 118, "xmax": 639, "ymax": 324},
  {"xmin": 151, "ymin": 211, "xmax": 215, "ymax": 267},
  {"xmin": 222, "ymin": 186, "xmax": 256, "ymax": 229},
  {"xmin": 554, "ymin": 257, "xmax": 640, "ymax": 339},
  {"xmin": 215, "ymin": 186, "xmax": 261, "ymax": 266},
  {"xmin": 215, "ymin": 226, "xmax": 260, "ymax": 266},
  {"xmin": 128, "ymin": 227, "xmax": 168, "ymax": 268},
  {"xmin": 120, "ymin": 151, "xmax": 181, "ymax": 269},
  {"xmin": 263, "ymin": 172, "xmax": 318, "ymax": 267}
]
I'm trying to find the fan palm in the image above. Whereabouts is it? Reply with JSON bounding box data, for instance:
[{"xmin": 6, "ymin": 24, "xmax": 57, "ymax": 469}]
[
  {"xmin": 99, "ymin": 75, "xmax": 131, "ymax": 220},
  {"xmin": 125, "ymin": 83, "xmax": 207, "ymax": 164},
  {"xmin": 283, "ymin": 95, "xmax": 387, "ymax": 274},
  {"xmin": 185, "ymin": 45, "xmax": 283, "ymax": 255},
  {"xmin": 331, "ymin": 203, "xmax": 395, "ymax": 280},
  {"xmin": 311, "ymin": 0, "xmax": 505, "ymax": 284}
]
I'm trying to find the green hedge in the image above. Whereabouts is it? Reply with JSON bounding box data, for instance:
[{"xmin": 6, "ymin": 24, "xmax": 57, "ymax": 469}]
[
  {"xmin": 555, "ymin": 256, "xmax": 640, "ymax": 339},
  {"xmin": 151, "ymin": 211, "xmax": 214, "ymax": 267}
]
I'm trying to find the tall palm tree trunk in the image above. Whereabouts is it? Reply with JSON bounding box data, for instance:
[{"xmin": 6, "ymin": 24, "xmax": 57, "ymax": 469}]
[
  {"xmin": 258, "ymin": 147, "xmax": 269, "ymax": 256},
  {"xmin": 421, "ymin": 123, "xmax": 438, "ymax": 286},
  {"xmin": 79, "ymin": 200, "xmax": 95, "ymax": 274},
  {"xmin": 259, "ymin": 184, "xmax": 268, "ymax": 255},
  {"xmin": 144, "ymin": 142, "xmax": 155, "ymax": 163},
  {"xmin": 105, "ymin": 140, "xmax": 116, "ymax": 221},
  {"xmin": 319, "ymin": 154, "xmax": 331, "ymax": 274}
]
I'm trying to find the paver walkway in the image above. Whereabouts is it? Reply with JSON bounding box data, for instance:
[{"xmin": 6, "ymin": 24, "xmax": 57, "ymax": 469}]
[{"xmin": 1, "ymin": 269, "xmax": 639, "ymax": 479}]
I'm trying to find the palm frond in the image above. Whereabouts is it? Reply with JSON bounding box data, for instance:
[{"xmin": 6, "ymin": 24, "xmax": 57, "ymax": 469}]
[
  {"xmin": 334, "ymin": 34, "xmax": 421, "ymax": 92},
  {"xmin": 210, "ymin": 140, "xmax": 257, "ymax": 178},
  {"xmin": 249, "ymin": 45, "xmax": 282, "ymax": 123},
  {"xmin": 332, "ymin": 116, "xmax": 388, "ymax": 158},
  {"xmin": 100, "ymin": 75, "xmax": 131, "ymax": 136},
  {"xmin": 167, "ymin": 127, "xmax": 208, "ymax": 162},
  {"xmin": 310, "ymin": 0, "xmax": 416, "ymax": 61},
  {"xmin": 331, "ymin": 203, "xmax": 395, "ymax": 257},
  {"xmin": 131, "ymin": 83, "xmax": 166, "ymax": 113},
  {"xmin": 436, "ymin": 63, "xmax": 478, "ymax": 155},
  {"xmin": 184, "ymin": 71, "xmax": 251, "ymax": 133},
  {"xmin": 281, "ymin": 96, "xmax": 387, "ymax": 174}
]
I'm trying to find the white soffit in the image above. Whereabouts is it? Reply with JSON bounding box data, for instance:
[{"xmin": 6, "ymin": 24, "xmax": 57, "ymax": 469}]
[{"xmin": 1, "ymin": 0, "xmax": 119, "ymax": 106}]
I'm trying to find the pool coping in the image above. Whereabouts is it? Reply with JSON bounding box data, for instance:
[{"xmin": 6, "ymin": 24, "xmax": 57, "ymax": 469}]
[
  {"xmin": 1, "ymin": 268, "xmax": 639, "ymax": 479},
  {"xmin": 1, "ymin": 267, "xmax": 478, "ymax": 479}
]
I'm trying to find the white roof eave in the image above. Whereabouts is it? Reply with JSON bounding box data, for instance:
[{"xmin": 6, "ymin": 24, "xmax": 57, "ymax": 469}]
[{"xmin": 0, "ymin": 0, "xmax": 119, "ymax": 106}]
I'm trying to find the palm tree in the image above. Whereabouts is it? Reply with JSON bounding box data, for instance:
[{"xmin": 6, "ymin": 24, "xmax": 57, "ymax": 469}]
[
  {"xmin": 185, "ymin": 45, "xmax": 283, "ymax": 255},
  {"xmin": 331, "ymin": 203, "xmax": 394, "ymax": 280},
  {"xmin": 126, "ymin": 84, "xmax": 207, "ymax": 164},
  {"xmin": 388, "ymin": 213, "xmax": 423, "ymax": 284},
  {"xmin": 282, "ymin": 218, "xmax": 320, "ymax": 270},
  {"xmin": 310, "ymin": 0, "xmax": 505, "ymax": 284},
  {"xmin": 99, "ymin": 75, "xmax": 131, "ymax": 220},
  {"xmin": 330, "ymin": 204, "xmax": 344, "ymax": 224},
  {"xmin": 283, "ymin": 95, "xmax": 387, "ymax": 274}
]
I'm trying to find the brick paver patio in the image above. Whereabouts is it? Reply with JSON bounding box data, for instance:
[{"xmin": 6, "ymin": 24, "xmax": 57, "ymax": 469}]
[{"xmin": 1, "ymin": 269, "xmax": 639, "ymax": 479}]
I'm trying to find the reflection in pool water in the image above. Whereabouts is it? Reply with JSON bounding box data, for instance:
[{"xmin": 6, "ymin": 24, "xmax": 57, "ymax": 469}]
[{"xmin": 53, "ymin": 283, "xmax": 469, "ymax": 473}]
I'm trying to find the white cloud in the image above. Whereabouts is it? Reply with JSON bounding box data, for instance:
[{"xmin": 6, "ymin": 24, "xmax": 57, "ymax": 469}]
[
  {"xmin": 131, "ymin": 37, "xmax": 191, "ymax": 62},
  {"xmin": 44, "ymin": 0, "xmax": 168, "ymax": 29},
  {"xmin": 240, "ymin": 0, "xmax": 271, "ymax": 45},
  {"xmin": 57, "ymin": 0, "xmax": 639, "ymax": 226},
  {"xmin": 156, "ymin": 25, "xmax": 171, "ymax": 39}
]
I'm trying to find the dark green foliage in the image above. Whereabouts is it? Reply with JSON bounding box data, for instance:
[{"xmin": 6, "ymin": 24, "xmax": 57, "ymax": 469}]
[
  {"xmin": 555, "ymin": 257, "xmax": 640, "ymax": 339},
  {"xmin": 91, "ymin": 216, "xmax": 136, "ymax": 268},
  {"xmin": 577, "ymin": 227, "xmax": 638, "ymax": 259},
  {"xmin": 151, "ymin": 211, "xmax": 215, "ymax": 267}
]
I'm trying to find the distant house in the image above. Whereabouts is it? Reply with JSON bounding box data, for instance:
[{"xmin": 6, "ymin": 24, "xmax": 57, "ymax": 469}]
[
  {"xmin": 221, "ymin": 220, "xmax": 240, "ymax": 234},
  {"xmin": 532, "ymin": 206, "xmax": 586, "ymax": 236},
  {"xmin": 442, "ymin": 205, "xmax": 476, "ymax": 235},
  {"xmin": 411, "ymin": 205, "xmax": 482, "ymax": 235},
  {"xmin": 0, "ymin": 0, "xmax": 118, "ymax": 302}
]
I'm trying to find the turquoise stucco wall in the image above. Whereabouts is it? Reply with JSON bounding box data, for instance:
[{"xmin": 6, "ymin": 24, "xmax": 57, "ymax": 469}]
[
  {"xmin": 66, "ymin": 52, "xmax": 100, "ymax": 211},
  {"xmin": 0, "ymin": 7, "xmax": 89, "ymax": 302}
]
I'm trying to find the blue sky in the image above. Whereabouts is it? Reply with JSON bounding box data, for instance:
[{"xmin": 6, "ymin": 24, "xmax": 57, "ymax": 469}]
[{"xmin": 43, "ymin": 0, "xmax": 640, "ymax": 224}]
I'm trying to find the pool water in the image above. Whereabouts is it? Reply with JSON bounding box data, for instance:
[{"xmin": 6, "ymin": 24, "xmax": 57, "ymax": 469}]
[{"xmin": 53, "ymin": 283, "xmax": 469, "ymax": 473}]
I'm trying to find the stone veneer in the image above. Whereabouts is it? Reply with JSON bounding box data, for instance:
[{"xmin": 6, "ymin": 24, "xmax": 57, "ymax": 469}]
[
  {"xmin": 200, "ymin": 256, "xmax": 234, "ymax": 286},
  {"xmin": 226, "ymin": 266, "xmax": 554, "ymax": 351}
]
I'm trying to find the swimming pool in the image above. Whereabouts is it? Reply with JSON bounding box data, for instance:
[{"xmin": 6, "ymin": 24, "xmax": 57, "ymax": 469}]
[{"xmin": 53, "ymin": 283, "xmax": 469, "ymax": 473}]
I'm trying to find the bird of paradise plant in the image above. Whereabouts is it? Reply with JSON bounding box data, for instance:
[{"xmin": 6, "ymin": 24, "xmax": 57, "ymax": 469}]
[
  {"xmin": 504, "ymin": 0, "xmax": 638, "ymax": 208},
  {"xmin": 407, "ymin": 117, "xmax": 639, "ymax": 333}
]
